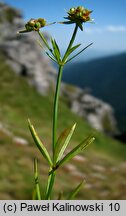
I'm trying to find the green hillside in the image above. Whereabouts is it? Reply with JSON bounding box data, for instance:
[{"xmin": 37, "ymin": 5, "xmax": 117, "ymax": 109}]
[{"xmin": 0, "ymin": 53, "xmax": 126, "ymax": 199}]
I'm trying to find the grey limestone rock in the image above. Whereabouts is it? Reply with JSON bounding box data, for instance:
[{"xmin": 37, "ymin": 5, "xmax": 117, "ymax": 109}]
[
  {"xmin": 0, "ymin": 2, "xmax": 56, "ymax": 95},
  {"xmin": 61, "ymin": 84, "xmax": 118, "ymax": 135}
]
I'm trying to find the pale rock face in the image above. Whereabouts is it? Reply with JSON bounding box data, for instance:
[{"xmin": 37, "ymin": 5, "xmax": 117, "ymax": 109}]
[
  {"xmin": 61, "ymin": 84, "xmax": 118, "ymax": 135},
  {"xmin": 0, "ymin": 2, "xmax": 56, "ymax": 95}
]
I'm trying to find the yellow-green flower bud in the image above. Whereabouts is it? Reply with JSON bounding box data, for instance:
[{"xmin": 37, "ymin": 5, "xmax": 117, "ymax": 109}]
[
  {"xmin": 28, "ymin": 19, "xmax": 36, "ymax": 27},
  {"xmin": 34, "ymin": 22, "xmax": 41, "ymax": 30},
  {"xmin": 38, "ymin": 18, "xmax": 46, "ymax": 27},
  {"xmin": 69, "ymin": 7, "xmax": 75, "ymax": 14},
  {"xmin": 25, "ymin": 23, "xmax": 34, "ymax": 31},
  {"xmin": 77, "ymin": 6, "xmax": 84, "ymax": 12}
]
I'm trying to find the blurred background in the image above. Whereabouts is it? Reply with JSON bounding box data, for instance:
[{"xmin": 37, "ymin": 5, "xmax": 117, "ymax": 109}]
[{"xmin": 0, "ymin": 0, "xmax": 126, "ymax": 199}]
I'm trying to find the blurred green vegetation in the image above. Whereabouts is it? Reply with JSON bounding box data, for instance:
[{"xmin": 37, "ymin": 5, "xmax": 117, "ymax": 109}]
[{"xmin": 0, "ymin": 53, "xmax": 126, "ymax": 199}]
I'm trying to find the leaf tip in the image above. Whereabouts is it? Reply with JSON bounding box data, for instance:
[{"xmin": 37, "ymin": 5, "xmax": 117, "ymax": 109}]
[
  {"xmin": 91, "ymin": 137, "xmax": 95, "ymax": 142},
  {"xmin": 27, "ymin": 118, "xmax": 31, "ymax": 125},
  {"xmin": 73, "ymin": 123, "xmax": 77, "ymax": 129}
]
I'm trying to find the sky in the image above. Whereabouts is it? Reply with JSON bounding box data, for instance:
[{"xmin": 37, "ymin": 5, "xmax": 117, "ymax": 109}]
[{"xmin": 3, "ymin": 0, "xmax": 126, "ymax": 60}]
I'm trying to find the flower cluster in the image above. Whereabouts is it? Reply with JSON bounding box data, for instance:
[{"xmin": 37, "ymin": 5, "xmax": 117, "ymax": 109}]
[
  {"xmin": 25, "ymin": 18, "xmax": 46, "ymax": 31},
  {"xmin": 67, "ymin": 6, "xmax": 92, "ymax": 23},
  {"xmin": 59, "ymin": 6, "xmax": 93, "ymax": 30}
]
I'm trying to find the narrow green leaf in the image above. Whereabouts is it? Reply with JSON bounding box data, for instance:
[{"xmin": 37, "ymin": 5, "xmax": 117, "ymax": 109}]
[
  {"xmin": 77, "ymin": 22, "xmax": 83, "ymax": 31},
  {"xmin": 54, "ymin": 124, "xmax": 76, "ymax": 164},
  {"xmin": 64, "ymin": 44, "xmax": 81, "ymax": 60},
  {"xmin": 32, "ymin": 158, "xmax": 41, "ymax": 200},
  {"xmin": 66, "ymin": 43, "xmax": 93, "ymax": 63},
  {"xmin": 36, "ymin": 40, "xmax": 57, "ymax": 63},
  {"xmin": 51, "ymin": 38, "xmax": 56, "ymax": 57},
  {"xmin": 17, "ymin": 29, "xmax": 31, "ymax": 34},
  {"xmin": 55, "ymin": 123, "xmax": 76, "ymax": 163},
  {"xmin": 54, "ymin": 128, "xmax": 69, "ymax": 163},
  {"xmin": 46, "ymin": 52, "xmax": 57, "ymax": 63},
  {"xmin": 38, "ymin": 31, "xmax": 53, "ymax": 54},
  {"xmin": 56, "ymin": 136, "xmax": 95, "ymax": 168},
  {"xmin": 67, "ymin": 180, "xmax": 85, "ymax": 200},
  {"xmin": 51, "ymin": 38, "xmax": 61, "ymax": 61},
  {"xmin": 46, "ymin": 22, "xmax": 56, "ymax": 26},
  {"xmin": 28, "ymin": 119, "xmax": 52, "ymax": 166},
  {"xmin": 58, "ymin": 21, "xmax": 75, "ymax": 25},
  {"xmin": 54, "ymin": 39, "xmax": 61, "ymax": 57},
  {"xmin": 36, "ymin": 39, "xmax": 44, "ymax": 49}
]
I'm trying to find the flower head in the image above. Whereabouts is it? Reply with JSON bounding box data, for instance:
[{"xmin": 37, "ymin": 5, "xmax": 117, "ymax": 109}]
[
  {"xmin": 61, "ymin": 6, "xmax": 93, "ymax": 30},
  {"xmin": 68, "ymin": 6, "xmax": 92, "ymax": 22},
  {"xmin": 18, "ymin": 18, "xmax": 46, "ymax": 33}
]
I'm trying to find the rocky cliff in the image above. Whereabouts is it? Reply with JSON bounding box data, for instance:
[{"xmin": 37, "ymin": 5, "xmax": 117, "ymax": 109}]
[
  {"xmin": 61, "ymin": 84, "xmax": 118, "ymax": 135},
  {"xmin": 0, "ymin": 2, "xmax": 118, "ymax": 135},
  {"xmin": 0, "ymin": 2, "xmax": 56, "ymax": 94}
]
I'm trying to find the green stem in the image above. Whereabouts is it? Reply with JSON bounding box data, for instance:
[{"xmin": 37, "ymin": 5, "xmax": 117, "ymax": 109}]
[
  {"xmin": 52, "ymin": 24, "xmax": 78, "ymax": 156},
  {"xmin": 38, "ymin": 30, "xmax": 53, "ymax": 54},
  {"xmin": 45, "ymin": 169, "xmax": 56, "ymax": 199},
  {"xmin": 52, "ymin": 65, "xmax": 63, "ymax": 157},
  {"xmin": 62, "ymin": 24, "xmax": 78, "ymax": 63},
  {"xmin": 47, "ymin": 24, "xmax": 79, "ymax": 199},
  {"xmin": 33, "ymin": 158, "xmax": 41, "ymax": 200}
]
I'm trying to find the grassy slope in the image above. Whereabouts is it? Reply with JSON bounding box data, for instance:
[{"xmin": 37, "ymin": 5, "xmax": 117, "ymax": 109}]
[{"xmin": 0, "ymin": 53, "xmax": 126, "ymax": 199}]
